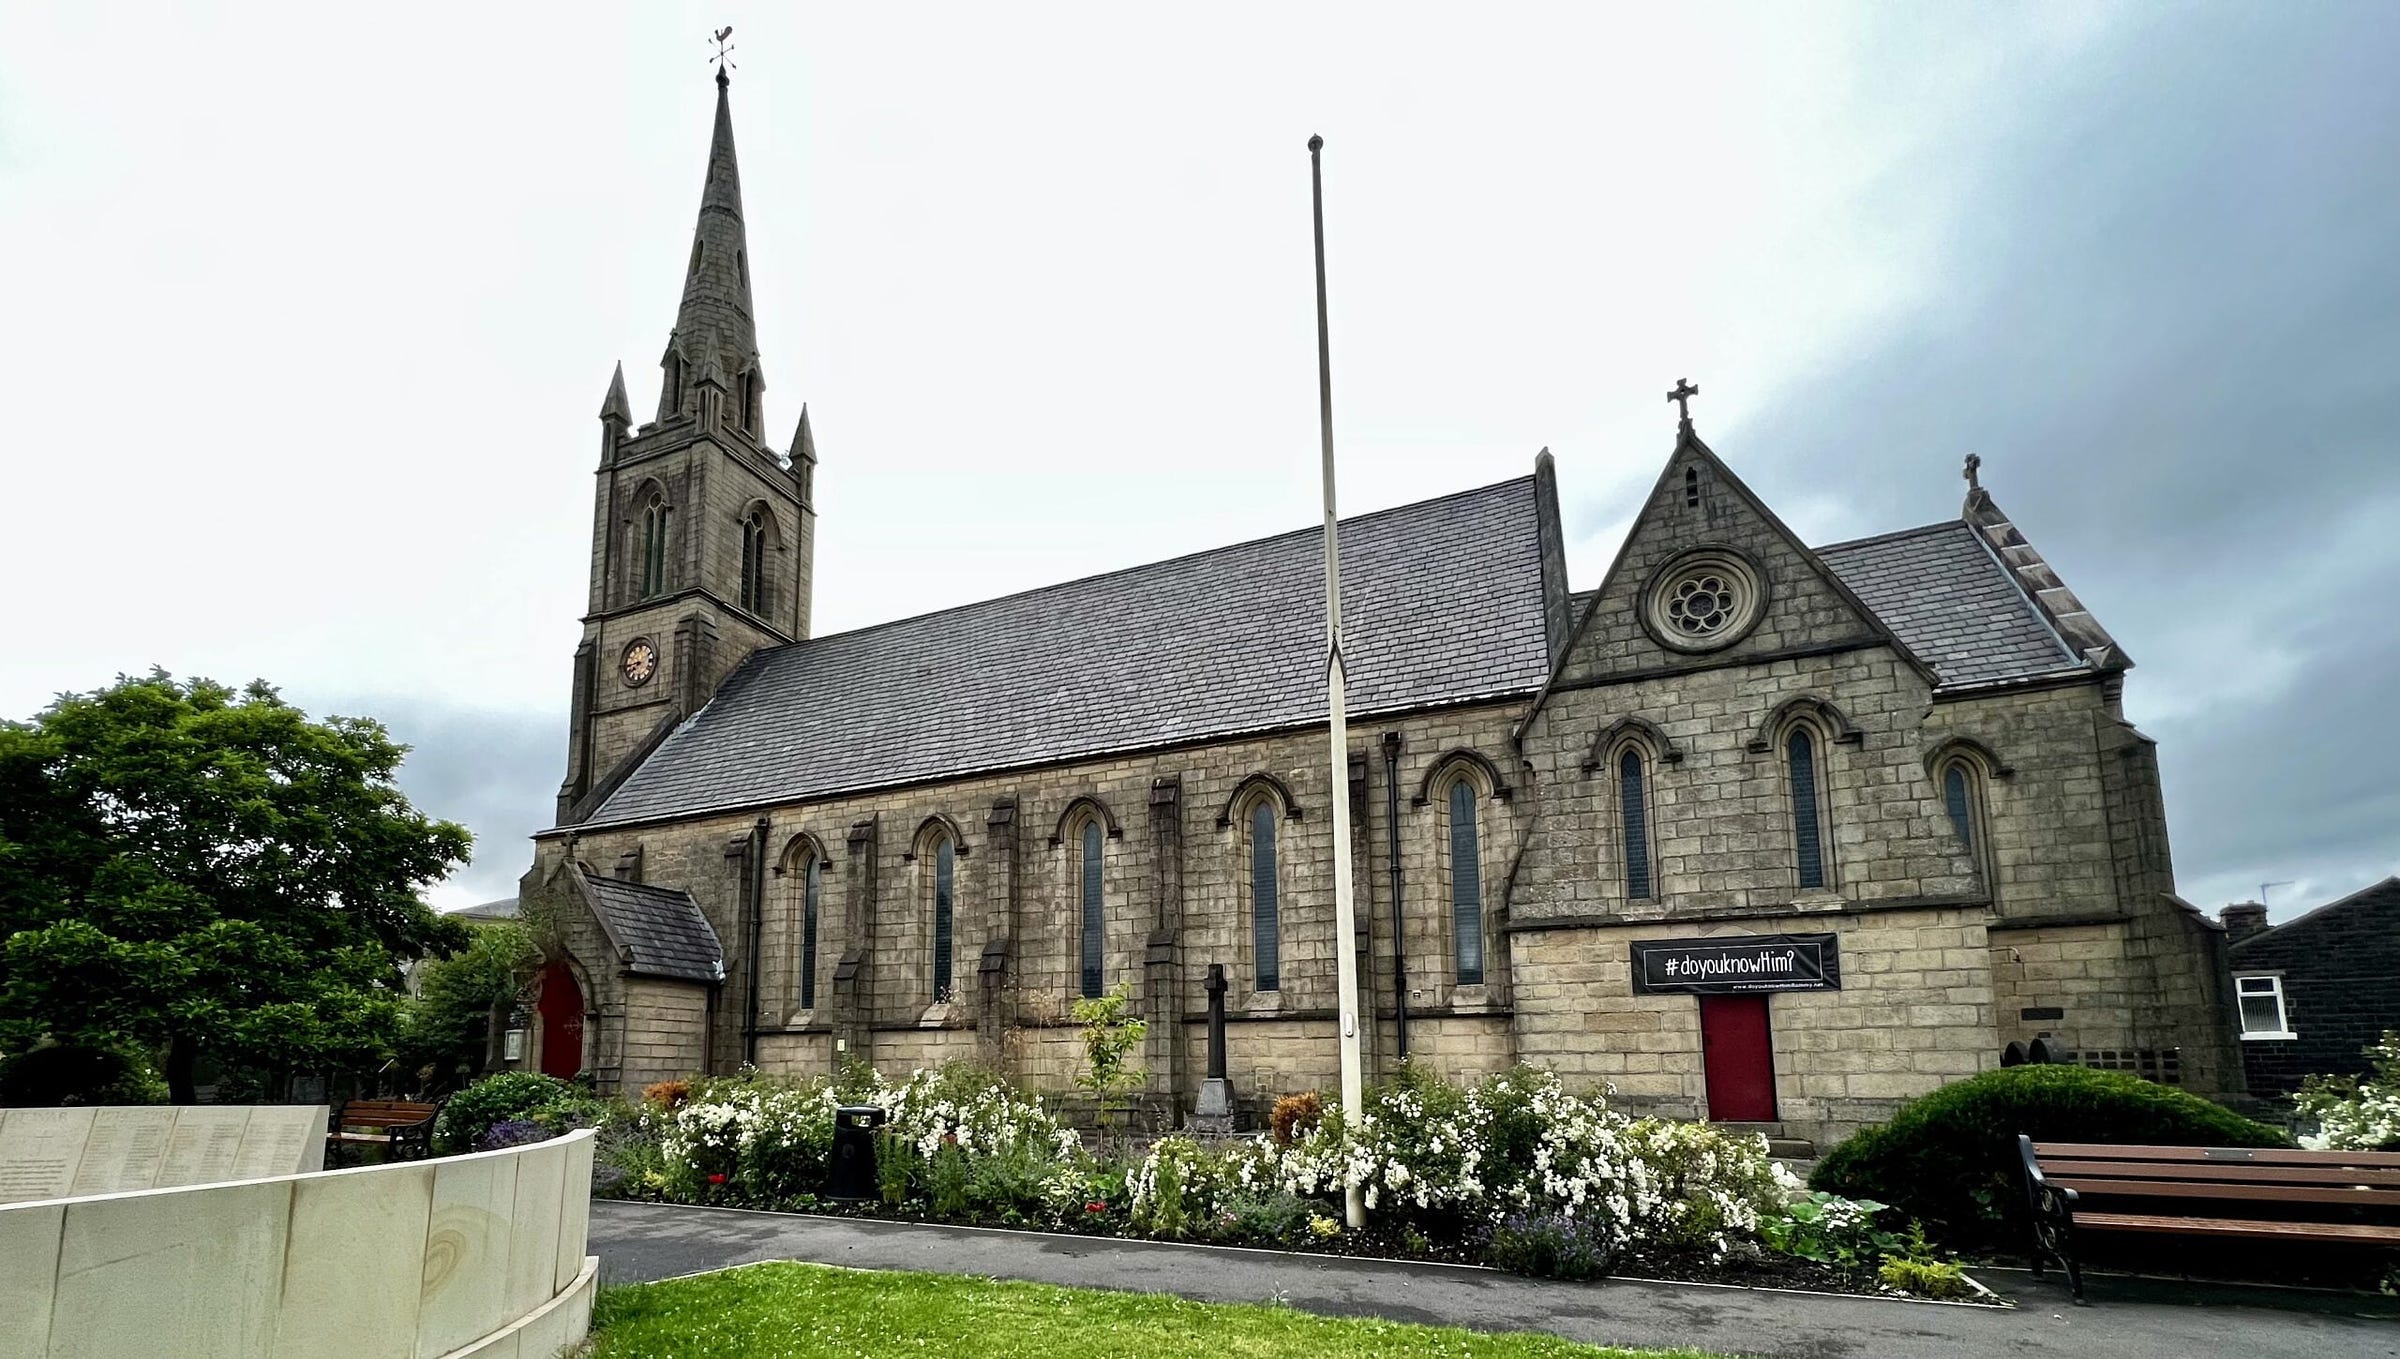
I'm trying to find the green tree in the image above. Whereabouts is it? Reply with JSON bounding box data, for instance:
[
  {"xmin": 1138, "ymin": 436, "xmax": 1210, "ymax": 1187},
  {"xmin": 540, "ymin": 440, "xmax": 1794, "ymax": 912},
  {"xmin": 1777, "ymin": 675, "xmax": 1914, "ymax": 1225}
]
[
  {"xmin": 0, "ymin": 671, "xmax": 471, "ymax": 1103},
  {"xmin": 400, "ymin": 921, "xmax": 538, "ymax": 1092}
]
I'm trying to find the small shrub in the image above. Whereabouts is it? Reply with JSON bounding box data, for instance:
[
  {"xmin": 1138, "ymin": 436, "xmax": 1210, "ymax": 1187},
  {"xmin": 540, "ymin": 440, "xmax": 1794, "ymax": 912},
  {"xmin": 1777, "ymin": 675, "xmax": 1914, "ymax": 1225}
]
[
  {"xmin": 1760, "ymin": 1192, "xmax": 1900, "ymax": 1269},
  {"xmin": 876, "ymin": 1132, "xmax": 918, "ymax": 1206},
  {"xmin": 1210, "ymin": 1191, "xmax": 1315, "ymax": 1245},
  {"xmin": 1484, "ymin": 1211, "xmax": 1619, "ymax": 1281},
  {"xmin": 1878, "ymin": 1256, "xmax": 1973, "ymax": 1299},
  {"xmin": 642, "ymin": 1079, "xmax": 692, "ymax": 1111},
  {"xmin": 926, "ymin": 1141, "xmax": 972, "ymax": 1217},
  {"xmin": 1270, "ymin": 1091, "xmax": 1324, "ymax": 1146},
  {"xmin": 1810, "ymin": 1065, "xmax": 2286, "ymax": 1247},
  {"xmin": 435, "ymin": 1072, "xmax": 585, "ymax": 1154}
]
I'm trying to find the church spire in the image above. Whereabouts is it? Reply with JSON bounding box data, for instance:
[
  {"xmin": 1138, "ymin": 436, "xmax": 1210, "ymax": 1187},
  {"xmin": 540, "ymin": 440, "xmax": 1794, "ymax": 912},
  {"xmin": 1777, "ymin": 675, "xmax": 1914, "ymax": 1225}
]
[{"xmin": 659, "ymin": 66, "xmax": 762, "ymax": 428}]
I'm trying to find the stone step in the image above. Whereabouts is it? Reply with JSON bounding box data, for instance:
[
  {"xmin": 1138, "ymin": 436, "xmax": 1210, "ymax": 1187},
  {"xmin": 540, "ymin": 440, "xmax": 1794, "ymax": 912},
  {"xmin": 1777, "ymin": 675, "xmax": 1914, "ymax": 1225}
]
[{"xmin": 1767, "ymin": 1138, "xmax": 1817, "ymax": 1160}]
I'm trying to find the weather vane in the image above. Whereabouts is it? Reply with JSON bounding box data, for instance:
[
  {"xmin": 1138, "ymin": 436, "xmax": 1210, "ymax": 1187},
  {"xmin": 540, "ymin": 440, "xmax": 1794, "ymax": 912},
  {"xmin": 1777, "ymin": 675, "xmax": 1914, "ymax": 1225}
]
[{"xmin": 709, "ymin": 26, "xmax": 737, "ymax": 77}]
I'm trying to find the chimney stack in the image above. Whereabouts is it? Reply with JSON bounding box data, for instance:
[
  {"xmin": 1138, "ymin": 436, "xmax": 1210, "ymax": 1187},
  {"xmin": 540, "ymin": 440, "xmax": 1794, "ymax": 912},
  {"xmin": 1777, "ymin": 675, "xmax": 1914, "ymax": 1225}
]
[{"xmin": 2218, "ymin": 901, "xmax": 2269, "ymax": 942}]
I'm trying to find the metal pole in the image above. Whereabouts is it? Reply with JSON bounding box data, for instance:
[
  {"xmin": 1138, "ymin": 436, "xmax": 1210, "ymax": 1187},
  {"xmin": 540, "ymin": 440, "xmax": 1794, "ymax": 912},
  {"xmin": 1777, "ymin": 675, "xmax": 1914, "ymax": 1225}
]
[
  {"xmin": 1308, "ymin": 133, "xmax": 1367, "ymax": 1230},
  {"xmin": 1383, "ymin": 731, "xmax": 1408, "ymax": 1061}
]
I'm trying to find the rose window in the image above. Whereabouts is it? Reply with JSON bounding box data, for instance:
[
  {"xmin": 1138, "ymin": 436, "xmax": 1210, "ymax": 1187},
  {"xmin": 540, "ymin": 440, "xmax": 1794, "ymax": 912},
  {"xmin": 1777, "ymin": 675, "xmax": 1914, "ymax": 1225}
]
[
  {"xmin": 1643, "ymin": 549, "xmax": 1765, "ymax": 652},
  {"xmin": 1665, "ymin": 573, "xmax": 1736, "ymax": 636}
]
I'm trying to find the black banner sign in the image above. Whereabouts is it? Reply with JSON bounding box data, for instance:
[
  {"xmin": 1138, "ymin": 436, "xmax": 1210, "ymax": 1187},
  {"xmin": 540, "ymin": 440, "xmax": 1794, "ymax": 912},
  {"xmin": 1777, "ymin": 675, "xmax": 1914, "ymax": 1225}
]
[{"xmin": 1629, "ymin": 934, "xmax": 1841, "ymax": 995}]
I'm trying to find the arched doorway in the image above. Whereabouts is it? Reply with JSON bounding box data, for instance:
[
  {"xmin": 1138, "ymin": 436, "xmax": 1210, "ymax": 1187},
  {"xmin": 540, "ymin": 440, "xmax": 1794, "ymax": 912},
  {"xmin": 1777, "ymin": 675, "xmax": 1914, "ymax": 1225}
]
[{"xmin": 536, "ymin": 961, "xmax": 586, "ymax": 1079}]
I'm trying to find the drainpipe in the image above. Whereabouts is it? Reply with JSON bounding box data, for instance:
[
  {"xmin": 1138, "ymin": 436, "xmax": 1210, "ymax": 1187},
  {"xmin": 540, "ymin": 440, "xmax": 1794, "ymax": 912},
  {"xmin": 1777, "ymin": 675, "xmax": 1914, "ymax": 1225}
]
[
  {"xmin": 744, "ymin": 816, "xmax": 770, "ymax": 1066},
  {"xmin": 1383, "ymin": 731, "xmax": 1409, "ymax": 1061}
]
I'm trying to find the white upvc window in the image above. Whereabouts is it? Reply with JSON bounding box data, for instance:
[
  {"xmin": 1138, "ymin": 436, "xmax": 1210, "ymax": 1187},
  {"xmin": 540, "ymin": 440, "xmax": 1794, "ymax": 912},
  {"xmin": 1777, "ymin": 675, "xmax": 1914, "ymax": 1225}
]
[{"xmin": 2235, "ymin": 973, "xmax": 2296, "ymax": 1040}]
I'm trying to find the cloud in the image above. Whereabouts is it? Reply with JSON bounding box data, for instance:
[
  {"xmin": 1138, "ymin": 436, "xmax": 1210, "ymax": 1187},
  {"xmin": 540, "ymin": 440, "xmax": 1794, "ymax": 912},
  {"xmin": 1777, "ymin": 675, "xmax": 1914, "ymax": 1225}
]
[
  {"xmin": 1696, "ymin": 6, "xmax": 2400, "ymax": 918},
  {"xmin": 314, "ymin": 695, "xmax": 560, "ymax": 911}
]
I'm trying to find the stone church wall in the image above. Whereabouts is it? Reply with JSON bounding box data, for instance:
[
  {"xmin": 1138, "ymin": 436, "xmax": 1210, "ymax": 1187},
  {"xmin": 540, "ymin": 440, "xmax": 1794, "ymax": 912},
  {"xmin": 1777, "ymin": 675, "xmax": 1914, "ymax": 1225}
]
[
  {"xmin": 1510, "ymin": 906, "xmax": 1995, "ymax": 1148},
  {"xmin": 1510, "ymin": 644, "xmax": 1985, "ymax": 923},
  {"xmin": 528, "ymin": 695, "xmax": 1534, "ymax": 1109}
]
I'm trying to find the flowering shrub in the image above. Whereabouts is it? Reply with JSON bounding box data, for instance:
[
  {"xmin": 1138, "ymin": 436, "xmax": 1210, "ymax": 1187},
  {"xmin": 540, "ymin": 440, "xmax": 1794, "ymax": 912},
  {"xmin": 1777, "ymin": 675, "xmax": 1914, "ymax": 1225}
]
[
  {"xmin": 642, "ymin": 1079, "xmax": 692, "ymax": 1111},
  {"xmin": 611, "ymin": 1059, "xmax": 1970, "ymax": 1295},
  {"xmin": 658, "ymin": 1064, "xmax": 1079, "ymax": 1212},
  {"xmin": 1242, "ymin": 1065, "xmax": 1778, "ymax": 1259},
  {"xmin": 474, "ymin": 1118, "xmax": 554, "ymax": 1151},
  {"xmin": 435, "ymin": 1072, "xmax": 593, "ymax": 1154},
  {"xmin": 2297, "ymin": 1033, "xmax": 2400, "ymax": 1150},
  {"xmin": 1622, "ymin": 1117, "xmax": 1785, "ymax": 1254},
  {"xmin": 1129, "ymin": 1135, "xmax": 1236, "ymax": 1238}
]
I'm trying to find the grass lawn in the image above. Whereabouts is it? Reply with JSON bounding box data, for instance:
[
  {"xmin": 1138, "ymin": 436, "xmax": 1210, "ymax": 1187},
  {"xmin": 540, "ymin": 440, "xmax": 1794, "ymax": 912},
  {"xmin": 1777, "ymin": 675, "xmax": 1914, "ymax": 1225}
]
[{"xmin": 590, "ymin": 1261, "xmax": 1722, "ymax": 1359}]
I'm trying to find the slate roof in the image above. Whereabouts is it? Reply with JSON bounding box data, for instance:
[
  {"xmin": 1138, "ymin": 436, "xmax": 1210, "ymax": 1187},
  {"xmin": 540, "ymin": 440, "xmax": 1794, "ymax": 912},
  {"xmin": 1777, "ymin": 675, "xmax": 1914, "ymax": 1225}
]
[
  {"xmin": 1816, "ymin": 521, "xmax": 2084, "ymax": 690},
  {"xmin": 443, "ymin": 895, "xmax": 520, "ymax": 923},
  {"xmin": 586, "ymin": 476, "xmax": 1554, "ymax": 827},
  {"xmin": 577, "ymin": 869, "xmax": 724, "ymax": 982}
]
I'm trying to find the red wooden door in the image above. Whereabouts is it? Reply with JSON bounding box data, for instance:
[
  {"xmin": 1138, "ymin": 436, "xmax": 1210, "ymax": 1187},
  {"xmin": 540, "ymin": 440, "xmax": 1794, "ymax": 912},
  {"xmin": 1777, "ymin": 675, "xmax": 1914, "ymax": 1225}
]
[
  {"xmin": 1699, "ymin": 994, "xmax": 1776, "ymax": 1122},
  {"xmin": 537, "ymin": 962, "xmax": 585, "ymax": 1079}
]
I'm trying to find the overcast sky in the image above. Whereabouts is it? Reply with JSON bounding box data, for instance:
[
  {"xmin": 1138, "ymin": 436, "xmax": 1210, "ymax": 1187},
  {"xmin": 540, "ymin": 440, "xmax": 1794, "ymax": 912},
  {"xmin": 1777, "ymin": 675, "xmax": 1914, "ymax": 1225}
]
[{"xmin": 2, "ymin": 4, "xmax": 2394, "ymax": 921}]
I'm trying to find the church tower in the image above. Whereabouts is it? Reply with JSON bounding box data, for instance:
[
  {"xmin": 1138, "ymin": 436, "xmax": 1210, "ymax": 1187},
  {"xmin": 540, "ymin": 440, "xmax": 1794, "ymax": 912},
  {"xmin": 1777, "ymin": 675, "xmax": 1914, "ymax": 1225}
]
[{"xmin": 556, "ymin": 68, "xmax": 817, "ymax": 823}]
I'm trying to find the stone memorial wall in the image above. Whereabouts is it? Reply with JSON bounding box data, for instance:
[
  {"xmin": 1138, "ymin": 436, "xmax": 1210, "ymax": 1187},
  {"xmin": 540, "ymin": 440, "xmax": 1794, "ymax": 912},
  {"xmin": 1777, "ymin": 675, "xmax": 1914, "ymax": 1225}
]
[
  {"xmin": 0, "ymin": 1126, "xmax": 597, "ymax": 1359},
  {"xmin": 0, "ymin": 1105, "xmax": 325, "ymax": 1204}
]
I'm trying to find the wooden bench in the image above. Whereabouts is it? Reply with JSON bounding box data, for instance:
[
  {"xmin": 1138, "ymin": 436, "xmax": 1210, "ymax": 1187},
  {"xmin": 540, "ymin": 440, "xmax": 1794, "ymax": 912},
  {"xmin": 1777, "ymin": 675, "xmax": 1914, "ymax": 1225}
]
[
  {"xmin": 2018, "ymin": 1136, "xmax": 2400, "ymax": 1301},
  {"xmin": 325, "ymin": 1099, "xmax": 442, "ymax": 1165}
]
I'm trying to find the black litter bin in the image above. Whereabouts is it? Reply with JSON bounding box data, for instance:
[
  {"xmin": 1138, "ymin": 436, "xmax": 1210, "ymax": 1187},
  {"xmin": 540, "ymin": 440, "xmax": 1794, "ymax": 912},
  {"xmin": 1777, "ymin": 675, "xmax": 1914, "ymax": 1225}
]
[{"xmin": 829, "ymin": 1105, "xmax": 888, "ymax": 1201}]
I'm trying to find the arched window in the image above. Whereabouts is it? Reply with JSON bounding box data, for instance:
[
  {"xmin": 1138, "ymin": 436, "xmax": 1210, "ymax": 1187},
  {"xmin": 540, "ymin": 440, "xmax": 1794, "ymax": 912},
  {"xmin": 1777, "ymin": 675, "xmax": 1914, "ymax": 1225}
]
[
  {"xmin": 663, "ymin": 352, "xmax": 684, "ymax": 414},
  {"xmin": 1942, "ymin": 763, "xmax": 1974, "ymax": 855},
  {"xmin": 1250, "ymin": 801, "xmax": 1280, "ymax": 992},
  {"xmin": 639, "ymin": 499, "xmax": 673, "ymax": 599},
  {"xmin": 1447, "ymin": 779, "xmax": 1485, "ymax": 985},
  {"xmin": 931, "ymin": 834, "xmax": 955, "ymax": 1002},
  {"xmin": 739, "ymin": 508, "xmax": 771, "ymax": 614},
  {"xmin": 1078, "ymin": 820, "xmax": 1105, "ymax": 998},
  {"xmin": 1937, "ymin": 756, "xmax": 1992, "ymax": 885},
  {"xmin": 1788, "ymin": 727, "xmax": 1829, "ymax": 890},
  {"xmin": 800, "ymin": 854, "xmax": 821, "ymax": 1010},
  {"xmin": 738, "ymin": 369, "xmax": 761, "ymax": 433},
  {"xmin": 1618, "ymin": 747, "xmax": 1654, "ymax": 900}
]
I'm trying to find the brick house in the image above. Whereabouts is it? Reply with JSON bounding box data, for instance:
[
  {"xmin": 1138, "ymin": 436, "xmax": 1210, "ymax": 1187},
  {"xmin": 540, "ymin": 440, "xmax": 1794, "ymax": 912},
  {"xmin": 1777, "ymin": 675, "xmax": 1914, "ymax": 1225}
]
[
  {"xmin": 2221, "ymin": 880, "xmax": 2400, "ymax": 1100},
  {"xmin": 512, "ymin": 71, "xmax": 2241, "ymax": 1150}
]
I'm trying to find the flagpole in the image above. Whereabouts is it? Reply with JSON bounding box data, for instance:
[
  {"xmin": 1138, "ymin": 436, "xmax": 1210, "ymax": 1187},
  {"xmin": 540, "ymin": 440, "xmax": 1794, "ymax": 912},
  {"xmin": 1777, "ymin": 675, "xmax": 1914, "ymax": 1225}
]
[{"xmin": 1308, "ymin": 133, "xmax": 1367, "ymax": 1231}]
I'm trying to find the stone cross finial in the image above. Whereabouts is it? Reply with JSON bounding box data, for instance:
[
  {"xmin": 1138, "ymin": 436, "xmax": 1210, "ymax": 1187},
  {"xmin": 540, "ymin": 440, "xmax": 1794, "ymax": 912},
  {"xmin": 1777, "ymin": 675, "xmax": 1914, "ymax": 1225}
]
[
  {"xmin": 1963, "ymin": 452, "xmax": 1982, "ymax": 492},
  {"xmin": 1667, "ymin": 379, "xmax": 1698, "ymax": 426}
]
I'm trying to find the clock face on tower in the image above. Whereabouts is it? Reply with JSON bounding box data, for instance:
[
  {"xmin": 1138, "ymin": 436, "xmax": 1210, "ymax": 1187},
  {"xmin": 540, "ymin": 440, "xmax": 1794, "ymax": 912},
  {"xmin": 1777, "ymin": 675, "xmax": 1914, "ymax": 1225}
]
[{"xmin": 620, "ymin": 638, "xmax": 658, "ymax": 687}]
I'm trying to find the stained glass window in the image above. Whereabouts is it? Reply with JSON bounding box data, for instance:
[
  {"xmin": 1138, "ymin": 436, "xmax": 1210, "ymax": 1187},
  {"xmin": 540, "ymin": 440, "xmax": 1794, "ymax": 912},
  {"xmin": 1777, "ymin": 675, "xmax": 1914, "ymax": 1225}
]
[
  {"xmin": 1790, "ymin": 729, "xmax": 1826, "ymax": 890},
  {"xmin": 800, "ymin": 855, "xmax": 820, "ymax": 1010},
  {"xmin": 932, "ymin": 836, "xmax": 954, "ymax": 1002},
  {"xmin": 1620, "ymin": 749, "xmax": 1653, "ymax": 900},
  {"xmin": 1251, "ymin": 802, "xmax": 1280, "ymax": 992},
  {"xmin": 1080, "ymin": 821, "xmax": 1105, "ymax": 998},
  {"xmin": 1449, "ymin": 781, "xmax": 1484, "ymax": 985}
]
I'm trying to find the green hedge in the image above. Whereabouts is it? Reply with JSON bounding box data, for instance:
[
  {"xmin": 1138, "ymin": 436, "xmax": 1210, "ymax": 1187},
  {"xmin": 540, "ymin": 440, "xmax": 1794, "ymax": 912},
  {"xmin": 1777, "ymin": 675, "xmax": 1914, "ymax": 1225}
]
[{"xmin": 1809, "ymin": 1065, "xmax": 2286, "ymax": 1248}]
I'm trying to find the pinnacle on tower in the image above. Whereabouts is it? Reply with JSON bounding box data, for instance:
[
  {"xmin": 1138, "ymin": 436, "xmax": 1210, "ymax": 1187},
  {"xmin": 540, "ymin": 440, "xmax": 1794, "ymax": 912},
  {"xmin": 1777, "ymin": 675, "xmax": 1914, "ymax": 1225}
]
[
  {"xmin": 600, "ymin": 361, "xmax": 633, "ymax": 425},
  {"xmin": 658, "ymin": 68, "xmax": 762, "ymax": 426}
]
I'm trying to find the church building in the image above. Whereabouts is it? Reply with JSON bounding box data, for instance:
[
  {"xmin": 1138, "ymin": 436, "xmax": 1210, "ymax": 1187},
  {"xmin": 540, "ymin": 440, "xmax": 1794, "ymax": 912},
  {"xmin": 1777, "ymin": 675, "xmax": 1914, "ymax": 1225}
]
[{"xmin": 516, "ymin": 72, "xmax": 2242, "ymax": 1149}]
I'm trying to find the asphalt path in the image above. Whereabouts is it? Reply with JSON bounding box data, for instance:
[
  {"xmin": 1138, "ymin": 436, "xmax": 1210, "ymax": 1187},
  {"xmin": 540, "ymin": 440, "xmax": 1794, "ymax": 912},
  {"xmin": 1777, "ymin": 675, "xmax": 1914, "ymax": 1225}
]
[{"xmin": 591, "ymin": 1199, "xmax": 2399, "ymax": 1359}]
